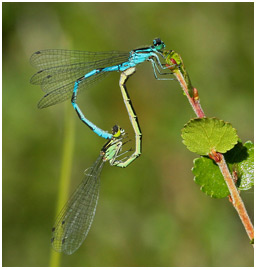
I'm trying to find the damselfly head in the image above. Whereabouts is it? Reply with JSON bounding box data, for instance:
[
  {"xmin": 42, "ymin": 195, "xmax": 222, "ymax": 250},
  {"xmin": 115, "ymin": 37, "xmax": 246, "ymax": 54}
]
[
  {"xmin": 101, "ymin": 125, "xmax": 125, "ymax": 157},
  {"xmin": 153, "ymin": 38, "xmax": 165, "ymax": 51},
  {"xmin": 112, "ymin": 125, "xmax": 125, "ymax": 138}
]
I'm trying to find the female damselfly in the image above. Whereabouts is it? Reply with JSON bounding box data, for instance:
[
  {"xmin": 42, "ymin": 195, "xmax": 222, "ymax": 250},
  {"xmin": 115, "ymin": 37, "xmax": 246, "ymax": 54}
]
[{"xmin": 51, "ymin": 125, "xmax": 131, "ymax": 255}]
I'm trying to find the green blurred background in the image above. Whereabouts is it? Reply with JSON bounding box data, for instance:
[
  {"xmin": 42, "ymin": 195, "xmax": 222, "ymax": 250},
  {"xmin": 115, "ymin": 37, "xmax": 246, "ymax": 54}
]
[{"xmin": 3, "ymin": 2, "xmax": 254, "ymax": 267}]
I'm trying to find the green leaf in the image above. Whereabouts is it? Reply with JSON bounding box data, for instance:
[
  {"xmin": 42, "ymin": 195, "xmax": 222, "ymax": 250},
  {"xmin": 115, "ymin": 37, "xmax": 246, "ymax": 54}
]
[
  {"xmin": 192, "ymin": 141, "xmax": 254, "ymax": 198},
  {"xmin": 192, "ymin": 157, "xmax": 230, "ymax": 198},
  {"xmin": 164, "ymin": 50, "xmax": 182, "ymax": 66},
  {"xmin": 164, "ymin": 50, "xmax": 194, "ymax": 97},
  {"xmin": 182, "ymin": 118, "xmax": 238, "ymax": 155},
  {"xmin": 225, "ymin": 141, "xmax": 254, "ymax": 191}
]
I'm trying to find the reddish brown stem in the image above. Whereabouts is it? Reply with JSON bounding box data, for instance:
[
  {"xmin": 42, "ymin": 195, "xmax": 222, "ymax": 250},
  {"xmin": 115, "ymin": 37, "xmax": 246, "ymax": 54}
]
[
  {"xmin": 168, "ymin": 63, "xmax": 254, "ymax": 244},
  {"xmin": 173, "ymin": 71, "xmax": 205, "ymax": 118},
  {"xmin": 217, "ymin": 154, "xmax": 254, "ymax": 242}
]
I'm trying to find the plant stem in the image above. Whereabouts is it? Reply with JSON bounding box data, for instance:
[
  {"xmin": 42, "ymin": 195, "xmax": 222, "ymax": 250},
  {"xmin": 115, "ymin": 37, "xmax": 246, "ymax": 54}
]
[
  {"xmin": 49, "ymin": 103, "xmax": 75, "ymax": 266},
  {"xmin": 217, "ymin": 155, "xmax": 254, "ymax": 241},
  {"xmin": 164, "ymin": 50, "xmax": 254, "ymax": 244},
  {"xmin": 173, "ymin": 71, "xmax": 205, "ymax": 118}
]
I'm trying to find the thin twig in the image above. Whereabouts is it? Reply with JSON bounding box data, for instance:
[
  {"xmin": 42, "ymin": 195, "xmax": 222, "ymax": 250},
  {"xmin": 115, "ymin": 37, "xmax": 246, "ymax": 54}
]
[{"xmin": 164, "ymin": 50, "xmax": 254, "ymax": 244}]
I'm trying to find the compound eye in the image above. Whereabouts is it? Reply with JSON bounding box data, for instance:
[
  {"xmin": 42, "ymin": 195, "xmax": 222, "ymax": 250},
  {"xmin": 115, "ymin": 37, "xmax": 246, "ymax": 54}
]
[
  {"xmin": 153, "ymin": 38, "xmax": 162, "ymax": 46},
  {"xmin": 112, "ymin": 125, "xmax": 119, "ymax": 134},
  {"xmin": 153, "ymin": 38, "xmax": 165, "ymax": 50},
  {"xmin": 112, "ymin": 125, "xmax": 123, "ymax": 138}
]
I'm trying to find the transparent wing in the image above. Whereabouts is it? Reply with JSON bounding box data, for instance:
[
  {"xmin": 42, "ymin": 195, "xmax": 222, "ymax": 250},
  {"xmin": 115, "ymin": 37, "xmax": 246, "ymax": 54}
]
[
  {"xmin": 30, "ymin": 49, "xmax": 129, "ymax": 70},
  {"xmin": 51, "ymin": 155, "xmax": 104, "ymax": 255},
  {"xmin": 30, "ymin": 50, "xmax": 130, "ymax": 108},
  {"xmin": 37, "ymin": 71, "xmax": 109, "ymax": 108}
]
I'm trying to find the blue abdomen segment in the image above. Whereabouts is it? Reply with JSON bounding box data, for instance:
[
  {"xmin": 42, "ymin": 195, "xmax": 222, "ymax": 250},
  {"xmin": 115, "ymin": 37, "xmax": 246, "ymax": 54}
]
[
  {"xmin": 71, "ymin": 52, "xmax": 155, "ymax": 139},
  {"xmin": 72, "ymin": 78, "xmax": 113, "ymax": 140}
]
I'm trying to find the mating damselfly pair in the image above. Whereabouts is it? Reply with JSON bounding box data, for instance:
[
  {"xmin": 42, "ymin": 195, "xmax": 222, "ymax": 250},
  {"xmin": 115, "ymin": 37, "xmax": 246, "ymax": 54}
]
[{"xmin": 30, "ymin": 39, "xmax": 175, "ymax": 254}]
